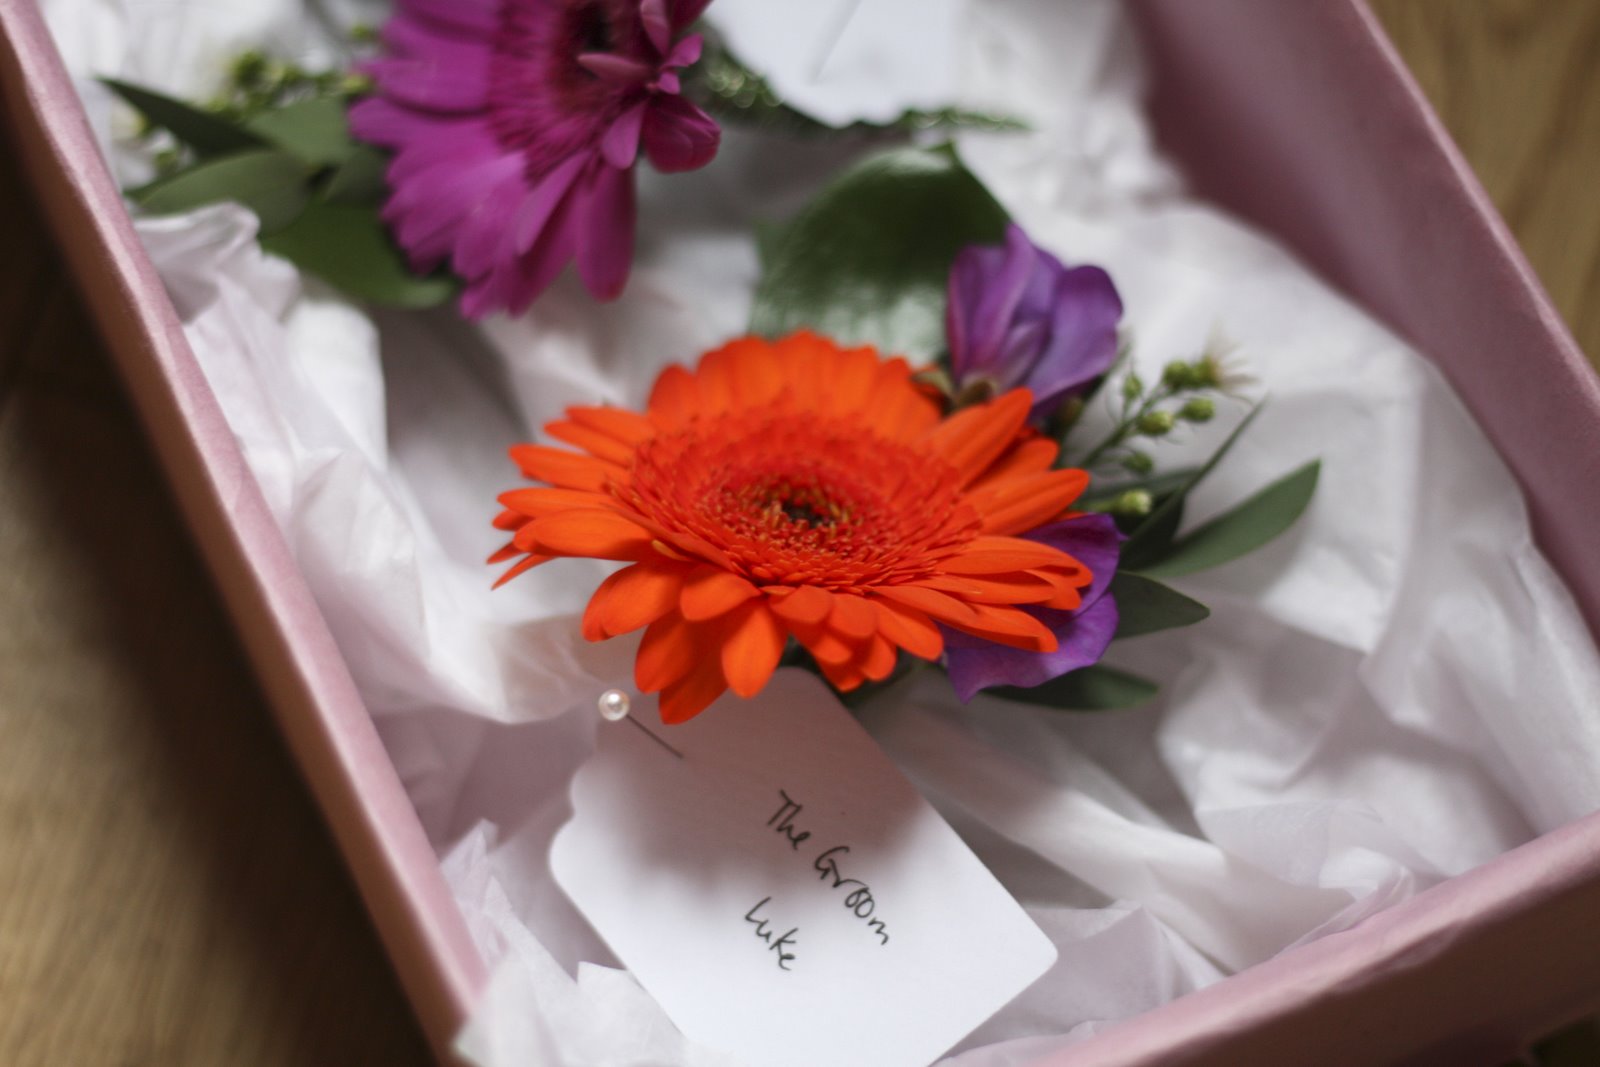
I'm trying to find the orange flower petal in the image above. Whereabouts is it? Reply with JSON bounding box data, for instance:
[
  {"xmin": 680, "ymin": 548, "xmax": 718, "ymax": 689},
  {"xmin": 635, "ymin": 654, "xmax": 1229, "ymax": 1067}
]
[
  {"xmin": 492, "ymin": 554, "xmax": 550, "ymax": 588},
  {"xmin": 566, "ymin": 405, "xmax": 655, "ymax": 446},
  {"xmin": 659, "ymin": 655, "xmax": 728, "ymax": 724},
  {"xmin": 824, "ymin": 345, "xmax": 881, "ymax": 417},
  {"xmin": 818, "ymin": 657, "xmax": 866, "ymax": 692},
  {"xmin": 974, "ymin": 435, "xmax": 1060, "ymax": 485},
  {"xmin": 770, "ymin": 584, "xmax": 834, "ymax": 627},
  {"xmin": 721, "ymin": 601, "xmax": 788, "ymax": 698},
  {"xmin": 680, "ymin": 566, "xmax": 761, "ymax": 620},
  {"xmin": 725, "ymin": 338, "xmax": 784, "ymax": 407},
  {"xmin": 950, "ymin": 603, "xmax": 1059, "ymax": 653},
  {"xmin": 510, "ymin": 445, "xmax": 626, "ymax": 492},
  {"xmin": 861, "ymin": 634, "xmax": 898, "ymax": 682},
  {"xmin": 925, "ymin": 388, "xmax": 1033, "ymax": 486},
  {"xmin": 940, "ymin": 535, "xmax": 1076, "ymax": 574},
  {"xmin": 914, "ymin": 573, "xmax": 1059, "ymax": 605},
  {"xmin": 636, "ymin": 613, "xmax": 696, "ymax": 692},
  {"xmin": 528, "ymin": 510, "xmax": 655, "ymax": 559},
  {"xmin": 971, "ymin": 469, "xmax": 1089, "ymax": 535},
  {"xmin": 828, "ymin": 593, "xmax": 877, "ymax": 640},
  {"xmin": 694, "ymin": 341, "xmax": 744, "ymax": 415},
  {"xmin": 876, "ymin": 583, "xmax": 982, "ymax": 627},
  {"xmin": 545, "ymin": 420, "xmax": 636, "ymax": 465},
  {"xmin": 498, "ymin": 486, "xmax": 612, "ymax": 518},
  {"xmin": 1038, "ymin": 583, "xmax": 1084, "ymax": 611},
  {"xmin": 583, "ymin": 563, "xmax": 689, "ymax": 640},
  {"xmin": 793, "ymin": 618, "xmax": 864, "ymax": 668},
  {"xmin": 648, "ymin": 365, "xmax": 699, "ymax": 428},
  {"xmin": 870, "ymin": 598, "xmax": 944, "ymax": 660},
  {"xmin": 774, "ymin": 331, "xmax": 835, "ymax": 411},
  {"xmin": 867, "ymin": 358, "xmax": 942, "ymax": 441}
]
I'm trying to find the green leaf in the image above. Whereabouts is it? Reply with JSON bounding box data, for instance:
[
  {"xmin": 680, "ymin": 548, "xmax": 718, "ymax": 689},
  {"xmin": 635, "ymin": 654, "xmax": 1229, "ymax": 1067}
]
[
  {"xmin": 101, "ymin": 78, "xmax": 265, "ymax": 157},
  {"xmin": 1116, "ymin": 495, "xmax": 1183, "ymax": 559},
  {"xmin": 320, "ymin": 145, "xmax": 390, "ymax": 206},
  {"xmin": 1111, "ymin": 573, "xmax": 1210, "ymax": 639},
  {"xmin": 991, "ymin": 665, "xmax": 1159, "ymax": 712},
  {"xmin": 260, "ymin": 201, "xmax": 458, "ymax": 308},
  {"xmin": 1138, "ymin": 460, "xmax": 1321, "ymax": 579},
  {"xmin": 133, "ymin": 148, "xmax": 311, "ymax": 233},
  {"xmin": 246, "ymin": 96, "xmax": 354, "ymax": 167},
  {"xmin": 749, "ymin": 144, "xmax": 1009, "ymax": 358},
  {"xmin": 1119, "ymin": 404, "xmax": 1263, "ymax": 570}
]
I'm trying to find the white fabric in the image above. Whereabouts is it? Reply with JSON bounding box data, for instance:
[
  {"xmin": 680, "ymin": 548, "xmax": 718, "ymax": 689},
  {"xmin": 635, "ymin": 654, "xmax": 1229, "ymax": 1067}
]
[{"xmin": 43, "ymin": 0, "xmax": 1600, "ymax": 1064}]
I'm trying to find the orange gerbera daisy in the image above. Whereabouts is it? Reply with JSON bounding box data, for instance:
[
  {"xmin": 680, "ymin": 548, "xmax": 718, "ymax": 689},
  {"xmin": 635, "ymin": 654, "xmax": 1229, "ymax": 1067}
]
[{"xmin": 491, "ymin": 331, "xmax": 1096, "ymax": 723}]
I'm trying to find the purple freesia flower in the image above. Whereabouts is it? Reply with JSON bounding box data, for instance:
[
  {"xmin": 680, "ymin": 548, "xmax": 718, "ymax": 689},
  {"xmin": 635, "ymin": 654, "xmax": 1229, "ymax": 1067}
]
[
  {"xmin": 350, "ymin": 0, "xmax": 721, "ymax": 317},
  {"xmin": 944, "ymin": 512, "xmax": 1122, "ymax": 701},
  {"xmin": 947, "ymin": 223, "xmax": 1123, "ymax": 420}
]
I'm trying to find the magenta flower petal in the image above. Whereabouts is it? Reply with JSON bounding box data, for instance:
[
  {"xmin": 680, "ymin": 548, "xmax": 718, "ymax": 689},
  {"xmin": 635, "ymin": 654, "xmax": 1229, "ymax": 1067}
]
[
  {"xmin": 944, "ymin": 513, "xmax": 1124, "ymax": 701},
  {"xmin": 576, "ymin": 162, "xmax": 637, "ymax": 300},
  {"xmin": 947, "ymin": 223, "xmax": 1124, "ymax": 419},
  {"xmin": 352, "ymin": 0, "xmax": 722, "ymax": 315},
  {"xmin": 642, "ymin": 93, "xmax": 721, "ymax": 173},
  {"xmin": 398, "ymin": 0, "xmax": 500, "ymax": 34},
  {"xmin": 601, "ymin": 101, "xmax": 648, "ymax": 167},
  {"xmin": 640, "ymin": 0, "xmax": 673, "ymax": 54},
  {"xmin": 670, "ymin": 0, "xmax": 713, "ymax": 28}
]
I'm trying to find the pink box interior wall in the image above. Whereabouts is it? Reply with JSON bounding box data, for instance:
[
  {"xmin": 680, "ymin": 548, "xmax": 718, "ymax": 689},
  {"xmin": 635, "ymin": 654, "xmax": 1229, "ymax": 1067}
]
[{"xmin": 3, "ymin": 0, "xmax": 1598, "ymax": 1064}]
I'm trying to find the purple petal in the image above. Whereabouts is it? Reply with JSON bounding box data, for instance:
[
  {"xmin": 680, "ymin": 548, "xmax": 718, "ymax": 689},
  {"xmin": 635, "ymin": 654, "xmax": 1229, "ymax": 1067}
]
[
  {"xmin": 575, "ymin": 163, "xmax": 637, "ymax": 300},
  {"xmin": 946, "ymin": 223, "xmax": 1035, "ymax": 386},
  {"xmin": 1023, "ymin": 512, "xmax": 1123, "ymax": 606},
  {"xmin": 601, "ymin": 102, "xmax": 647, "ymax": 168},
  {"xmin": 943, "ymin": 513, "xmax": 1125, "ymax": 701},
  {"xmin": 641, "ymin": 94, "xmax": 720, "ymax": 173},
  {"xmin": 945, "ymin": 594, "xmax": 1120, "ymax": 701},
  {"xmin": 1021, "ymin": 265, "xmax": 1124, "ymax": 416}
]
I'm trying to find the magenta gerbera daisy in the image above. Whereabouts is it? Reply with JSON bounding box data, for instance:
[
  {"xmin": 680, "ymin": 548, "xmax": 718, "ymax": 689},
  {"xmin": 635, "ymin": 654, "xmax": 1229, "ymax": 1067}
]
[{"xmin": 350, "ymin": 0, "xmax": 721, "ymax": 316}]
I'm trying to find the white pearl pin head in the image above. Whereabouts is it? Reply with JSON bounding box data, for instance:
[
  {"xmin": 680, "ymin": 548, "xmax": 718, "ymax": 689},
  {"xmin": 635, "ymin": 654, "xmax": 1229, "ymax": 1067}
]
[{"xmin": 598, "ymin": 689, "xmax": 631, "ymax": 721}]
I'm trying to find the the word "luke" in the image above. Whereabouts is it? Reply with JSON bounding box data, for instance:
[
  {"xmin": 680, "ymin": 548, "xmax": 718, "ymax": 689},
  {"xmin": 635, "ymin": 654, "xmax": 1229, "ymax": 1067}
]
[{"xmin": 744, "ymin": 896, "xmax": 799, "ymax": 971}]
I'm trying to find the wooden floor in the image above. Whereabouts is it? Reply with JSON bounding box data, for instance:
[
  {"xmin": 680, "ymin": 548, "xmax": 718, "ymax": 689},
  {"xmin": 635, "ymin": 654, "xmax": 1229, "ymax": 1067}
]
[{"xmin": 1, "ymin": 4, "xmax": 1597, "ymax": 1065}]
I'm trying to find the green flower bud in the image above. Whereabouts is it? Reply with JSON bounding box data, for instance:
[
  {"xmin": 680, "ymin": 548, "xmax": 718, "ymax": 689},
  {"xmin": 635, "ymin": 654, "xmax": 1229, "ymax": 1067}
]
[
  {"xmin": 230, "ymin": 50, "xmax": 269, "ymax": 88},
  {"xmin": 1121, "ymin": 451, "xmax": 1155, "ymax": 475},
  {"xmin": 1161, "ymin": 360, "xmax": 1196, "ymax": 391},
  {"xmin": 1120, "ymin": 372, "xmax": 1144, "ymax": 402},
  {"xmin": 1112, "ymin": 489, "xmax": 1153, "ymax": 519},
  {"xmin": 1179, "ymin": 397, "xmax": 1215, "ymax": 423},
  {"xmin": 1136, "ymin": 409, "xmax": 1175, "ymax": 437},
  {"xmin": 1192, "ymin": 355, "xmax": 1224, "ymax": 390}
]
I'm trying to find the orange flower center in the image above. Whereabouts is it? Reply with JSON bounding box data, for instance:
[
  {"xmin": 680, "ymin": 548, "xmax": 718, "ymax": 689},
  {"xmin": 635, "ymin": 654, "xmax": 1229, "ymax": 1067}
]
[{"xmin": 624, "ymin": 410, "xmax": 980, "ymax": 591}]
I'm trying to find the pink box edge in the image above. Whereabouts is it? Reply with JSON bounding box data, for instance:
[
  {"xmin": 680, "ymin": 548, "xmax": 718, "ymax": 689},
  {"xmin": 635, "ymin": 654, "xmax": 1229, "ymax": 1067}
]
[
  {"xmin": 3, "ymin": 0, "xmax": 1598, "ymax": 1064},
  {"xmin": 0, "ymin": 0, "xmax": 488, "ymax": 1059}
]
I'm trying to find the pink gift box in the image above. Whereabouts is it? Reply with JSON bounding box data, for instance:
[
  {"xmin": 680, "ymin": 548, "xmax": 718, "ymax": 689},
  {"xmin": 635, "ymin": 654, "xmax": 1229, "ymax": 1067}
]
[{"xmin": 4, "ymin": 0, "xmax": 1599, "ymax": 1063}]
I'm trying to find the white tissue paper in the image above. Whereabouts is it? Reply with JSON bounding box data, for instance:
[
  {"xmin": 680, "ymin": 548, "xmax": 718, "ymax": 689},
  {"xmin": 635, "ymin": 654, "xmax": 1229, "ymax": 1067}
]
[{"xmin": 42, "ymin": 0, "xmax": 1600, "ymax": 1063}]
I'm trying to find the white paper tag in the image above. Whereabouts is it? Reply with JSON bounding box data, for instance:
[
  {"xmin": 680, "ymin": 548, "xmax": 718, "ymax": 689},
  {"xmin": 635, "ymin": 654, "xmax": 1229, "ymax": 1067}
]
[{"xmin": 551, "ymin": 669, "xmax": 1056, "ymax": 1067}]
